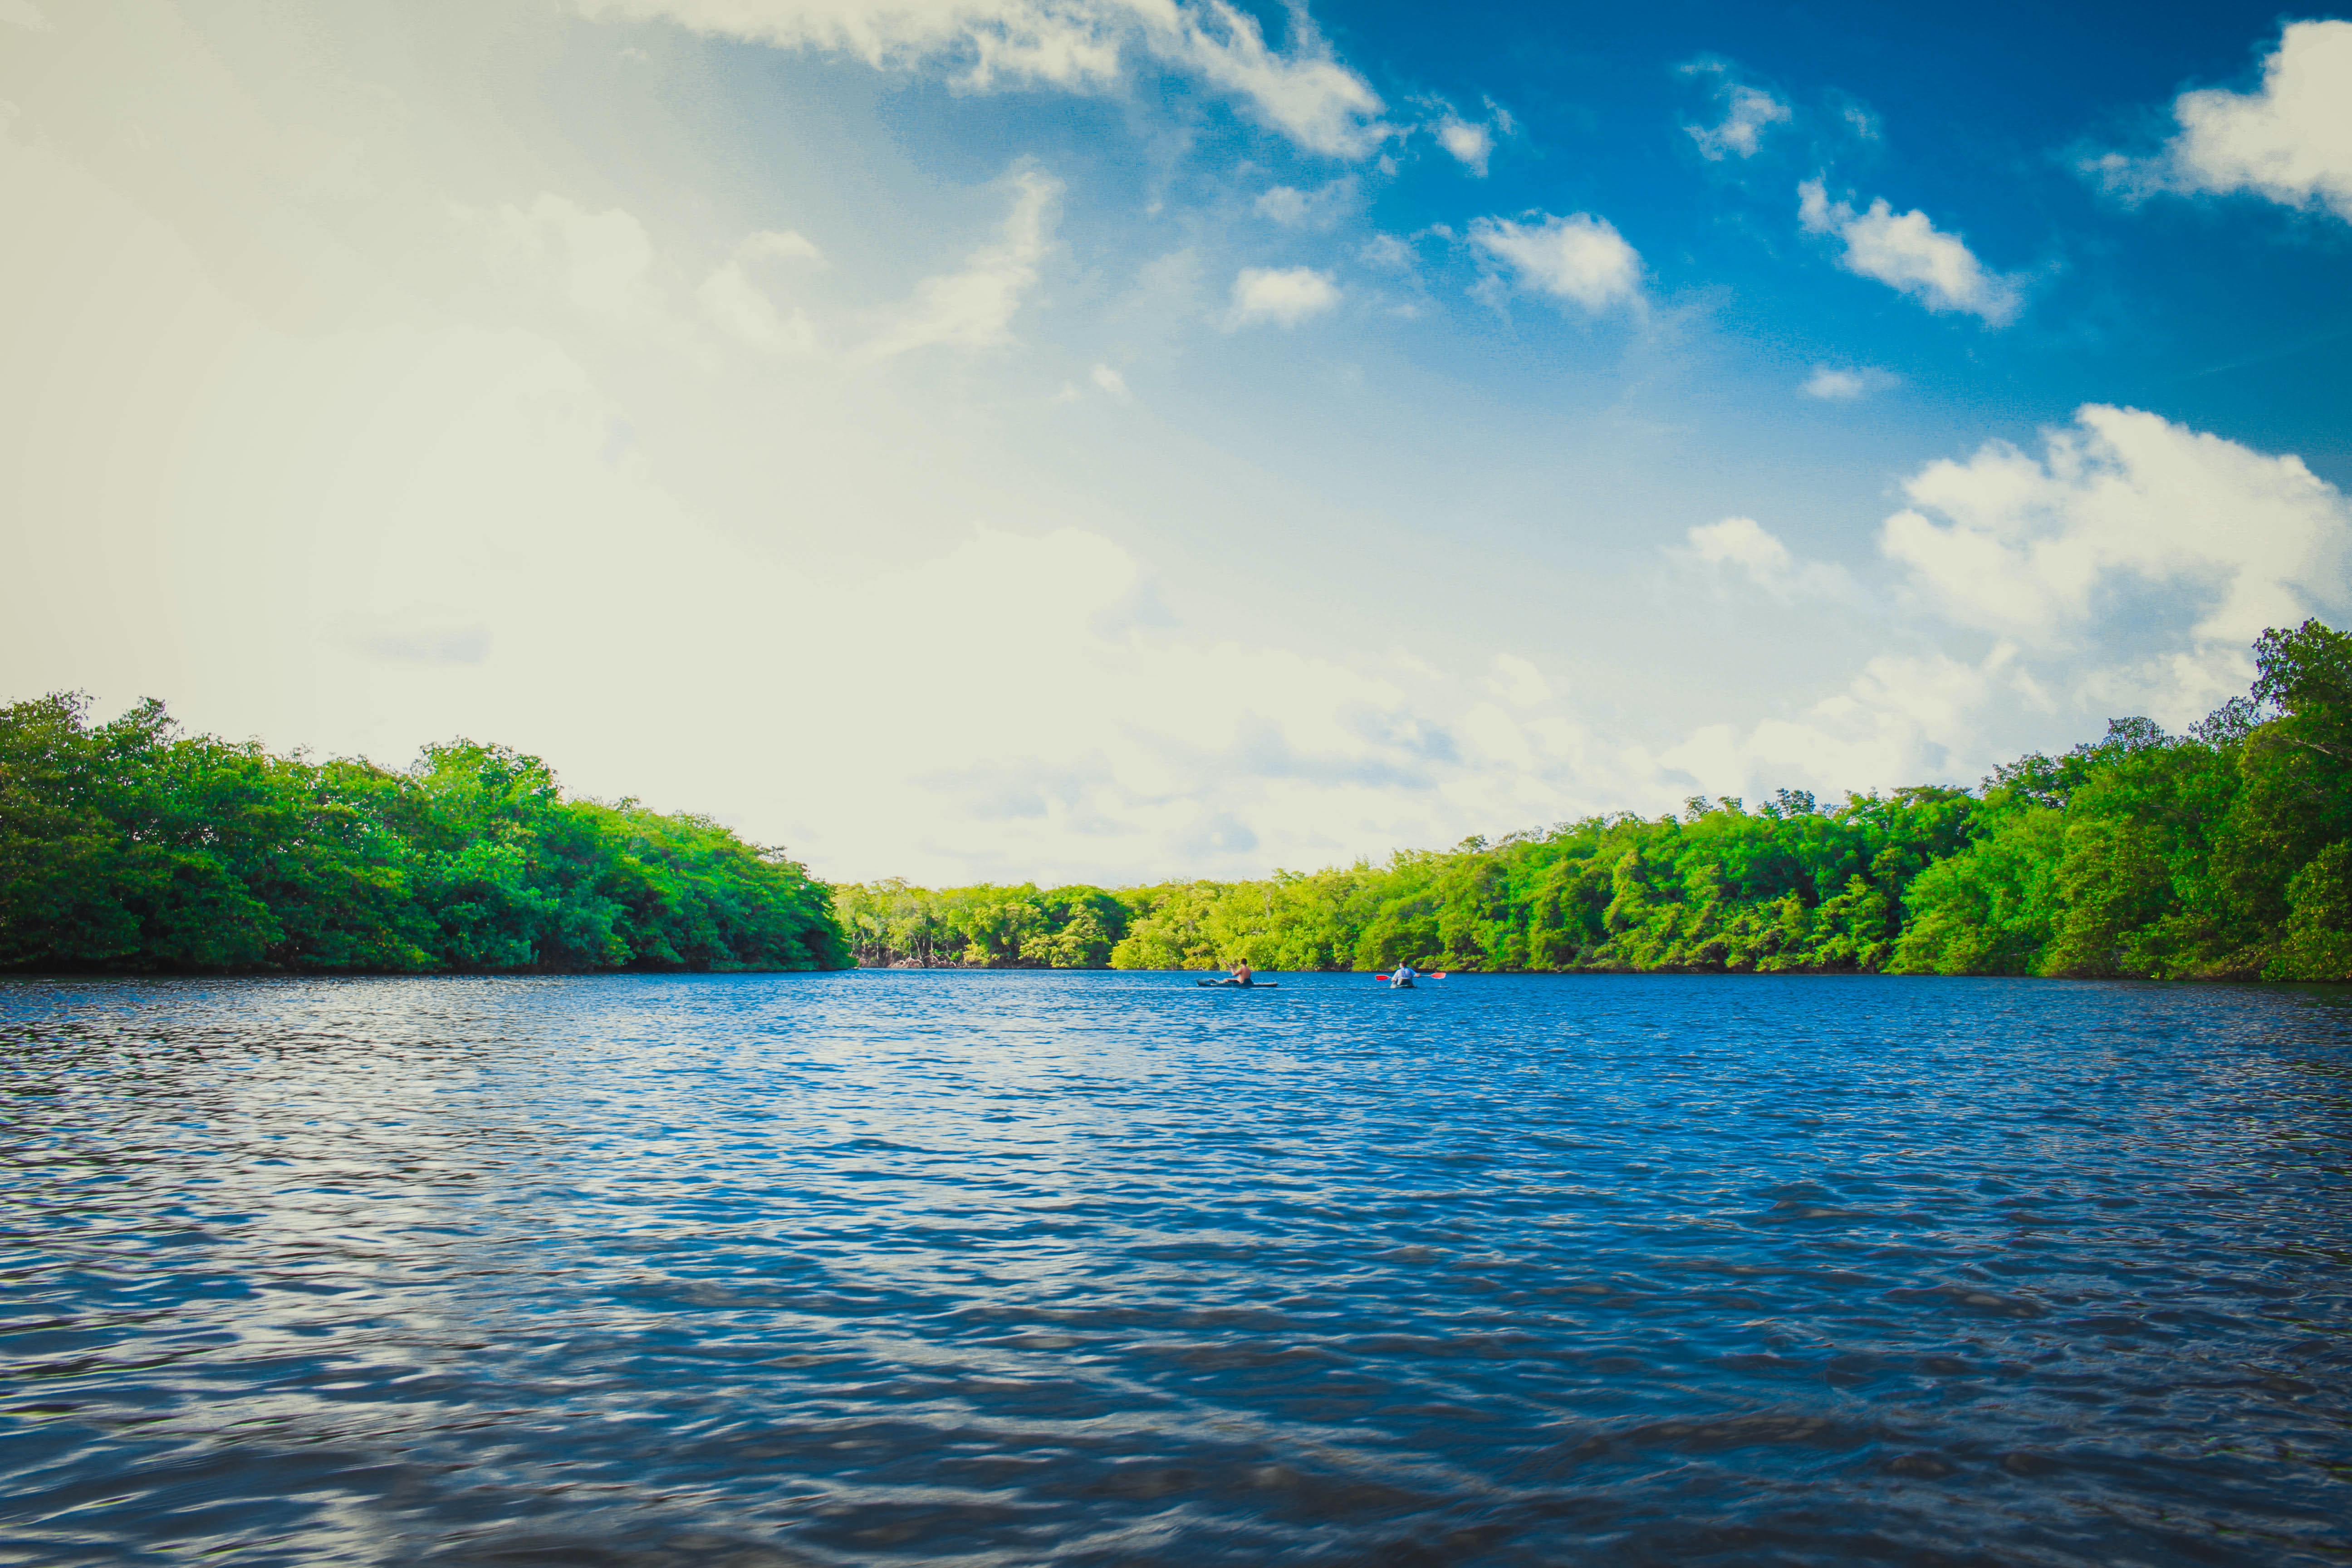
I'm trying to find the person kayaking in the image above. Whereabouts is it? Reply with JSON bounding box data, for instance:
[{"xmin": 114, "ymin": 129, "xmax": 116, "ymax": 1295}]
[
  {"xmin": 1230, "ymin": 960, "xmax": 1254, "ymax": 987},
  {"xmin": 1391, "ymin": 960, "xmax": 1416, "ymax": 988}
]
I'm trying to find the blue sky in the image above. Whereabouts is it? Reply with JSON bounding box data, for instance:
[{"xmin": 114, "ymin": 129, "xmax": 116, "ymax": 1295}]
[{"xmin": 4, "ymin": 0, "xmax": 2350, "ymax": 882}]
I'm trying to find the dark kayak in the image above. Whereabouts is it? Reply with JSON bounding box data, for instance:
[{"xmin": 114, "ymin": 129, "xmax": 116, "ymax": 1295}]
[
  {"xmin": 1196, "ymin": 978, "xmax": 1279, "ymax": 988},
  {"xmin": 1390, "ymin": 978, "xmax": 1415, "ymax": 989}
]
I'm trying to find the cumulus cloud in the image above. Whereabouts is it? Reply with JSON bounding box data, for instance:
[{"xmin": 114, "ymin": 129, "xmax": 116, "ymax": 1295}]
[
  {"xmin": 1225, "ymin": 265, "xmax": 1338, "ymax": 327},
  {"xmin": 1682, "ymin": 516, "xmax": 1858, "ymax": 602},
  {"xmin": 1661, "ymin": 643, "xmax": 2040, "ymax": 805},
  {"xmin": 1881, "ymin": 404, "xmax": 2351, "ymax": 660},
  {"xmin": 1661, "ymin": 408, "xmax": 2352, "ymax": 794},
  {"xmin": 1800, "ymin": 365, "xmax": 1898, "ymax": 401},
  {"xmin": 1468, "ymin": 211, "xmax": 1642, "ymax": 314},
  {"xmin": 573, "ymin": 0, "xmax": 1390, "ymax": 156},
  {"xmin": 1684, "ymin": 69, "xmax": 1789, "ymax": 160},
  {"xmin": 865, "ymin": 166, "xmax": 1058, "ymax": 355},
  {"xmin": 1798, "ymin": 178, "xmax": 2021, "ymax": 324},
  {"xmin": 699, "ymin": 229, "xmax": 823, "ymax": 353},
  {"xmin": 1090, "ymin": 361, "xmax": 1129, "ymax": 398},
  {"xmin": 2085, "ymin": 21, "xmax": 2352, "ymax": 220}
]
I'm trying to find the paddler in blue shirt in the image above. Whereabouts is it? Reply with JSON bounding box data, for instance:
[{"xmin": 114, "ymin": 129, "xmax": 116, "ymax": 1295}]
[{"xmin": 1392, "ymin": 960, "xmax": 1416, "ymax": 986}]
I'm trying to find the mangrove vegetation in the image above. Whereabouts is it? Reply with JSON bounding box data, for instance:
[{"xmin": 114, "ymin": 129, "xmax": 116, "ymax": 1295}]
[
  {"xmin": 9, "ymin": 619, "xmax": 2347, "ymax": 980},
  {"xmin": 0, "ymin": 694, "xmax": 848, "ymax": 973},
  {"xmin": 835, "ymin": 619, "xmax": 2352, "ymax": 981}
]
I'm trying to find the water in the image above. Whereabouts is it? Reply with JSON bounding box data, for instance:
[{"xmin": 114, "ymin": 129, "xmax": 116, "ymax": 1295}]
[{"xmin": 3, "ymin": 972, "xmax": 2350, "ymax": 1567}]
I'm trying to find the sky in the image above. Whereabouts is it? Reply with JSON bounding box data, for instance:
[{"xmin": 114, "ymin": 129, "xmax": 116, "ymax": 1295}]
[{"xmin": 4, "ymin": 0, "xmax": 2351, "ymax": 885}]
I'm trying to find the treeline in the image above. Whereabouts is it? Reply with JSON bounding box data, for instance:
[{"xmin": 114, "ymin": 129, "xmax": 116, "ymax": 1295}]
[
  {"xmin": 0, "ymin": 695, "xmax": 848, "ymax": 973},
  {"xmin": 836, "ymin": 621, "xmax": 2352, "ymax": 981}
]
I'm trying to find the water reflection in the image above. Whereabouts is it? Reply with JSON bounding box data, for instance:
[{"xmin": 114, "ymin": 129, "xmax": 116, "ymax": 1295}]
[{"xmin": 2, "ymin": 973, "xmax": 2348, "ymax": 1565}]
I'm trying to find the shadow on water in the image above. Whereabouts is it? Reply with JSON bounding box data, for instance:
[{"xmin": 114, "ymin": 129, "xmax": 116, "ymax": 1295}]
[{"xmin": 1, "ymin": 971, "xmax": 2349, "ymax": 1566}]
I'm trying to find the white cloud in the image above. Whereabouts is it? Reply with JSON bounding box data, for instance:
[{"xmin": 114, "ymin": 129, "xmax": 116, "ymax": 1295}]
[
  {"xmin": 1837, "ymin": 100, "xmax": 1881, "ymax": 142},
  {"xmin": 1689, "ymin": 514, "xmax": 1790, "ymax": 575},
  {"xmin": 699, "ymin": 229, "xmax": 823, "ymax": 353},
  {"xmin": 1880, "ymin": 404, "xmax": 2352, "ymax": 666},
  {"xmin": 0, "ymin": 158, "xmax": 1650, "ymax": 885},
  {"xmin": 1485, "ymin": 652, "xmax": 1552, "ymax": 708},
  {"xmin": 1687, "ymin": 80, "xmax": 1788, "ymax": 160},
  {"xmin": 2087, "ymin": 21, "xmax": 2352, "ymax": 220},
  {"xmin": 1090, "ymin": 361, "xmax": 1129, "ymax": 398},
  {"xmin": 486, "ymin": 194, "xmax": 660, "ymax": 318},
  {"xmin": 865, "ymin": 166, "xmax": 1058, "ymax": 355},
  {"xmin": 1682, "ymin": 515, "xmax": 1857, "ymax": 602},
  {"xmin": 1661, "ymin": 643, "xmax": 2038, "ymax": 804},
  {"xmin": 1467, "ymin": 211, "xmax": 1642, "ymax": 314},
  {"xmin": 577, "ymin": 0, "xmax": 1117, "ymax": 87},
  {"xmin": 29, "ymin": 0, "xmax": 2352, "ymax": 890},
  {"xmin": 829, "ymin": 525, "xmax": 1703, "ymax": 878},
  {"xmin": 1254, "ymin": 176, "xmax": 1356, "ymax": 228},
  {"xmin": 1169, "ymin": 0, "xmax": 1386, "ymax": 157},
  {"xmin": 1798, "ymin": 179, "xmax": 2019, "ymax": 324},
  {"xmin": 1225, "ymin": 265, "xmax": 1338, "ymax": 327},
  {"xmin": 1436, "ymin": 116, "xmax": 1494, "ymax": 175},
  {"xmin": 1800, "ymin": 365, "xmax": 1897, "ymax": 401},
  {"xmin": 1665, "ymin": 407, "xmax": 2352, "ymax": 798},
  {"xmin": 573, "ymin": 0, "xmax": 1390, "ymax": 156}
]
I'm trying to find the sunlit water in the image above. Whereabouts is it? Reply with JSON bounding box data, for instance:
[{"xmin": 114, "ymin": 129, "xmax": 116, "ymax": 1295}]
[{"xmin": 4, "ymin": 972, "xmax": 2350, "ymax": 1567}]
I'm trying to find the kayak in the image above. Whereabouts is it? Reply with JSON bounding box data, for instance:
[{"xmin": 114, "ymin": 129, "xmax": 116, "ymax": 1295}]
[{"xmin": 1196, "ymin": 978, "xmax": 1278, "ymax": 988}]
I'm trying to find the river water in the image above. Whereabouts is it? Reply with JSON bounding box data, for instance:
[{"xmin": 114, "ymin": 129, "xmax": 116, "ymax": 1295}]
[{"xmin": 3, "ymin": 972, "xmax": 2349, "ymax": 1566}]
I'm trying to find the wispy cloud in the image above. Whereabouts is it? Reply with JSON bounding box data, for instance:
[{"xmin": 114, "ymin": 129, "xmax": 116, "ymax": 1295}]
[
  {"xmin": 573, "ymin": 0, "xmax": 1392, "ymax": 156},
  {"xmin": 865, "ymin": 166, "xmax": 1059, "ymax": 356},
  {"xmin": 1681, "ymin": 516, "xmax": 1858, "ymax": 602},
  {"xmin": 1416, "ymin": 95, "xmax": 1511, "ymax": 176},
  {"xmin": 1800, "ymin": 365, "xmax": 1898, "ymax": 401},
  {"xmin": 1680, "ymin": 62, "xmax": 1788, "ymax": 160},
  {"xmin": 1436, "ymin": 117, "xmax": 1493, "ymax": 175},
  {"xmin": 1799, "ymin": 178, "xmax": 2021, "ymax": 324}
]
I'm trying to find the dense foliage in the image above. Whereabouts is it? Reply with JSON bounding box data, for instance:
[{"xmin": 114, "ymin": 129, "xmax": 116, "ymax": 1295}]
[
  {"xmin": 840, "ymin": 622, "xmax": 2352, "ymax": 981},
  {"xmin": 0, "ymin": 695, "xmax": 848, "ymax": 973},
  {"xmin": 833, "ymin": 880, "xmax": 1132, "ymax": 970}
]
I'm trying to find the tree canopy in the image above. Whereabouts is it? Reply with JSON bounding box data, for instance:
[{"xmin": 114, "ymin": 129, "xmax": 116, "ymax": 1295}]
[
  {"xmin": 841, "ymin": 622, "xmax": 2352, "ymax": 982},
  {"xmin": 16, "ymin": 622, "xmax": 2348, "ymax": 980},
  {"xmin": 0, "ymin": 695, "xmax": 848, "ymax": 973}
]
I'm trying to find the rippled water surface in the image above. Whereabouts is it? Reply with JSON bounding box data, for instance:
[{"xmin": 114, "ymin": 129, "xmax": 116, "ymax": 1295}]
[{"xmin": 5, "ymin": 972, "xmax": 2352, "ymax": 1567}]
